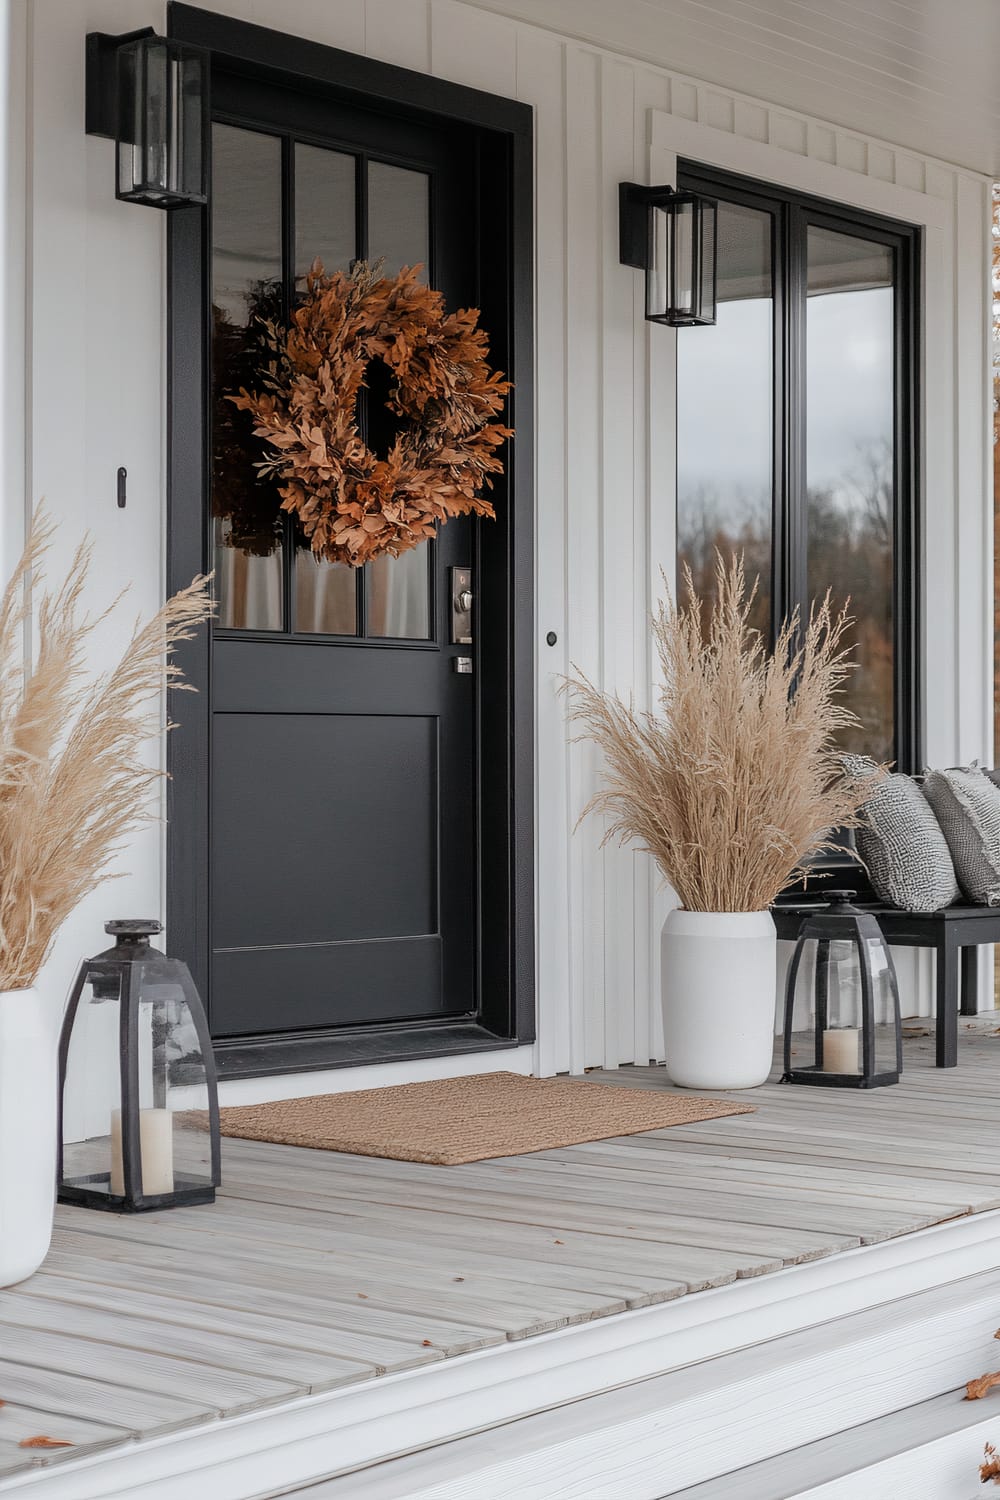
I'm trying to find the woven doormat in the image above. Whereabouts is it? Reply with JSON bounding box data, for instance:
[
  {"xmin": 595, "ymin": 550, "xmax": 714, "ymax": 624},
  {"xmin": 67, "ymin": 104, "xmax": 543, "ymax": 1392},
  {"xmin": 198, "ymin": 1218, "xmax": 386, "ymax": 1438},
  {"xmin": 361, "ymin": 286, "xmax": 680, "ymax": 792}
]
[{"xmin": 218, "ymin": 1071, "xmax": 754, "ymax": 1166}]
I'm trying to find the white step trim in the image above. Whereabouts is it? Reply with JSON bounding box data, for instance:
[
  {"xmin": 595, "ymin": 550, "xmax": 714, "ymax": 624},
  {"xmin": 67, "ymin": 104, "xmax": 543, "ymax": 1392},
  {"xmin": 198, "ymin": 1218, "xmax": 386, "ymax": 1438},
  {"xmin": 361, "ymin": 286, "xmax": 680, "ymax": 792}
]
[
  {"xmin": 263, "ymin": 1265, "xmax": 1000, "ymax": 1498},
  {"xmin": 4, "ymin": 1212, "xmax": 1000, "ymax": 1500}
]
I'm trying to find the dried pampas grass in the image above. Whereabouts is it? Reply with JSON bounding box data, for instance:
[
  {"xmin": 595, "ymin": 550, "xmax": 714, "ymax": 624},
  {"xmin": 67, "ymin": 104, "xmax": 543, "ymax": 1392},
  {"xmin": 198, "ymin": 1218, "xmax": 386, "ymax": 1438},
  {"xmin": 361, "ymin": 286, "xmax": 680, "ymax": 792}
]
[
  {"xmin": 563, "ymin": 553, "xmax": 879, "ymax": 914},
  {"xmin": 0, "ymin": 510, "xmax": 212, "ymax": 990}
]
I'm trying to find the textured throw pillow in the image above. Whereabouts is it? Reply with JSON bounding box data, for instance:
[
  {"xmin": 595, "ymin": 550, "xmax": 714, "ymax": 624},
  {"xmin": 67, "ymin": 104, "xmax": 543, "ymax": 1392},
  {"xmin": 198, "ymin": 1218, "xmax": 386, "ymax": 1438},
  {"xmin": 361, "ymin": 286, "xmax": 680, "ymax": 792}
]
[
  {"xmin": 922, "ymin": 764, "xmax": 1000, "ymax": 905},
  {"xmin": 843, "ymin": 754, "xmax": 959, "ymax": 912}
]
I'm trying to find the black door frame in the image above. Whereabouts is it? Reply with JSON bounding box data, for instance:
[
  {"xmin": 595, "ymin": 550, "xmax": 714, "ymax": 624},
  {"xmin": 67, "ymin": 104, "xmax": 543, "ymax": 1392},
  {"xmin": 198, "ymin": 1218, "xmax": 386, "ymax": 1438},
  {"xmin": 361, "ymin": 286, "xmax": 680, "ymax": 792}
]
[{"xmin": 166, "ymin": 2, "xmax": 535, "ymax": 1079}]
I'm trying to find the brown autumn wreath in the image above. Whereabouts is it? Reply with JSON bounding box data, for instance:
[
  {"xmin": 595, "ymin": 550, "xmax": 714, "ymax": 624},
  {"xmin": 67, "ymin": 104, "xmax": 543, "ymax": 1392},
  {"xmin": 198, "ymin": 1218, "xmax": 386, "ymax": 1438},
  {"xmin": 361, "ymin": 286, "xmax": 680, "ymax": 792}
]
[{"xmin": 228, "ymin": 260, "xmax": 513, "ymax": 566}]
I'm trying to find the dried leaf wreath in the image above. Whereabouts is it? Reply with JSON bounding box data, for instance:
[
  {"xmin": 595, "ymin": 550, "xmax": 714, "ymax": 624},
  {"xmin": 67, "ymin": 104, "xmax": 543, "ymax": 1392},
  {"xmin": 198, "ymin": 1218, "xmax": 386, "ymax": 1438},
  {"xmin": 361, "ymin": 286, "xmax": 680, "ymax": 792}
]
[{"xmin": 228, "ymin": 260, "xmax": 513, "ymax": 566}]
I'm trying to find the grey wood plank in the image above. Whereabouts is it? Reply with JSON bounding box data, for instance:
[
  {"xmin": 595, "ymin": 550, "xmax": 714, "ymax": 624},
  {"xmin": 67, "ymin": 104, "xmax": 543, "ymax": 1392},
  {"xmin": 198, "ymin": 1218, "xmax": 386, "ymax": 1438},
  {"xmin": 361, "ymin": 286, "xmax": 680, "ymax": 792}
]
[
  {"xmin": 138, "ymin": 1185, "xmax": 849, "ymax": 1275},
  {"xmin": 70, "ymin": 1192, "xmax": 786, "ymax": 1284},
  {"xmin": 0, "ymin": 1357, "xmax": 211, "ymax": 1437},
  {"xmin": 494, "ymin": 1142, "xmax": 1000, "ymax": 1215},
  {"xmin": 0, "ymin": 1323, "xmax": 301, "ymax": 1417},
  {"xmin": 17, "ymin": 1273, "xmax": 380, "ymax": 1376},
  {"xmin": 32, "ymin": 1254, "xmax": 440, "ymax": 1375},
  {"xmin": 0, "ymin": 1290, "xmax": 368, "ymax": 1394},
  {"xmin": 204, "ymin": 1198, "xmax": 676, "ymax": 1307},
  {"xmin": 215, "ymin": 1154, "xmax": 943, "ymax": 1247},
  {"xmin": 209, "ymin": 1195, "xmax": 697, "ymax": 1300},
  {"xmin": 55, "ymin": 1219, "xmax": 620, "ymax": 1340},
  {"xmin": 46, "ymin": 1230, "xmax": 507, "ymax": 1357},
  {"xmin": 0, "ymin": 1402, "xmax": 134, "ymax": 1480}
]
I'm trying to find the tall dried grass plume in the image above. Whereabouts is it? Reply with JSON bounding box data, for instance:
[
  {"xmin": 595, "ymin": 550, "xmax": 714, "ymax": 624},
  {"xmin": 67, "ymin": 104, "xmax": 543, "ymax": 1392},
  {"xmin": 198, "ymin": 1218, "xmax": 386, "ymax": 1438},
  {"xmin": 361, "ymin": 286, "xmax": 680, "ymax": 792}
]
[
  {"xmin": 563, "ymin": 554, "xmax": 879, "ymax": 913},
  {"xmin": 0, "ymin": 511, "xmax": 213, "ymax": 989}
]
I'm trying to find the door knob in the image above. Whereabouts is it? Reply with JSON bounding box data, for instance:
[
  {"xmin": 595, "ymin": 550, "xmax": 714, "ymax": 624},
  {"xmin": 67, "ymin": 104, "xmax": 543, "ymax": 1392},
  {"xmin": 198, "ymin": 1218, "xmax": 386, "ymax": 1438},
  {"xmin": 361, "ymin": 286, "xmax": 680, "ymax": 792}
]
[{"xmin": 458, "ymin": 588, "xmax": 474, "ymax": 613}]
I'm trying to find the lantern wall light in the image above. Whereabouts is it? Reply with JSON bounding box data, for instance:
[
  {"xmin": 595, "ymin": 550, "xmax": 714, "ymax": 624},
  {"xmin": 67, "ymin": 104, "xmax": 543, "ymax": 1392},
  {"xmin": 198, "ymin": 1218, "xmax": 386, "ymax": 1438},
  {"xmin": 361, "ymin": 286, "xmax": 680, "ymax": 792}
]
[
  {"xmin": 85, "ymin": 29, "xmax": 210, "ymax": 208},
  {"xmin": 619, "ymin": 182, "xmax": 718, "ymax": 327}
]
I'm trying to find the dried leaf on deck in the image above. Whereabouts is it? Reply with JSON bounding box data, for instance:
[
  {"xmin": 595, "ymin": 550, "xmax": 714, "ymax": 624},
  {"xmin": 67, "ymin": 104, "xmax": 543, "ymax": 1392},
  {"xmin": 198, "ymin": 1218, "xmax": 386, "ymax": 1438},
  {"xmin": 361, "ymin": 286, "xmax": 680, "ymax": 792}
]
[
  {"xmin": 18, "ymin": 1436, "xmax": 74, "ymax": 1449},
  {"xmin": 981, "ymin": 1442, "xmax": 1000, "ymax": 1483},
  {"xmin": 966, "ymin": 1371, "xmax": 1000, "ymax": 1400}
]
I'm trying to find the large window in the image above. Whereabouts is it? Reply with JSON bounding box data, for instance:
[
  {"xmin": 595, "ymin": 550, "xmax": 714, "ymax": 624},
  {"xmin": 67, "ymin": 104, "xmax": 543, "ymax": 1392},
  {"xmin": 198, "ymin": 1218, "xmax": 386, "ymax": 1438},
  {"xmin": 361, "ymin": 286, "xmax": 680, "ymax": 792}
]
[{"xmin": 676, "ymin": 166, "xmax": 919, "ymax": 769}]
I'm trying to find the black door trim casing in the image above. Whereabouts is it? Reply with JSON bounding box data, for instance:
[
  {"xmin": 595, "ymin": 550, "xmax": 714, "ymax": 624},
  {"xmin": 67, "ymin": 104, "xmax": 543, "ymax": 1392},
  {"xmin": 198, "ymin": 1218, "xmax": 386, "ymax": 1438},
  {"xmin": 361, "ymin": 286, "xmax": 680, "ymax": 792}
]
[{"xmin": 166, "ymin": 3, "xmax": 535, "ymax": 1078}]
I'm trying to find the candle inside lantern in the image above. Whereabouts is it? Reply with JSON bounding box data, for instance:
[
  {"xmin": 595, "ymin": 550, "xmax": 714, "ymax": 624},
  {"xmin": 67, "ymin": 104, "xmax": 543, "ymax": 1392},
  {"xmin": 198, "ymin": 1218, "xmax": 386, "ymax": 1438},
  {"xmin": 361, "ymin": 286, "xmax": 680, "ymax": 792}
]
[
  {"xmin": 822, "ymin": 1027, "xmax": 860, "ymax": 1075},
  {"xmin": 110, "ymin": 1107, "xmax": 175, "ymax": 1196}
]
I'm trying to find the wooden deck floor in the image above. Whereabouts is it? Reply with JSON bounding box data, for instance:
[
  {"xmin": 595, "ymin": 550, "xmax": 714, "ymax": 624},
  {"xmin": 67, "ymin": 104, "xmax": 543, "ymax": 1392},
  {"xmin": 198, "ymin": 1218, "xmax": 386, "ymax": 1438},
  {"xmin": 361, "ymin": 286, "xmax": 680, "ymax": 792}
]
[{"xmin": 1, "ymin": 1022, "xmax": 999, "ymax": 1486}]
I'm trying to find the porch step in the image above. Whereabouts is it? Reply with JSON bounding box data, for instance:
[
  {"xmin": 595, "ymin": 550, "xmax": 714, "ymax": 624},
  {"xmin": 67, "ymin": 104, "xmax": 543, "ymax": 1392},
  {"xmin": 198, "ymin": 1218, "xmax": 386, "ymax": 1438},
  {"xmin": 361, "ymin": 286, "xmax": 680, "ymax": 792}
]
[
  {"xmin": 284, "ymin": 1266, "xmax": 1000, "ymax": 1499},
  {"xmin": 669, "ymin": 1390, "xmax": 999, "ymax": 1499}
]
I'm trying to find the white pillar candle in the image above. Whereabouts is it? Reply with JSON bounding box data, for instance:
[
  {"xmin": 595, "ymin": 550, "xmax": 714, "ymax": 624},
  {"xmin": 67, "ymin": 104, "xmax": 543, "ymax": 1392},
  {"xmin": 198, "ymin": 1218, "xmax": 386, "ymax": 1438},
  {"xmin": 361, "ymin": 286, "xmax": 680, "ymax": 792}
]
[
  {"xmin": 110, "ymin": 1108, "xmax": 175, "ymax": 1197},
  {"xmin": 822, "ymin": 1028, "xmax": 860, "ymax": 1075}
]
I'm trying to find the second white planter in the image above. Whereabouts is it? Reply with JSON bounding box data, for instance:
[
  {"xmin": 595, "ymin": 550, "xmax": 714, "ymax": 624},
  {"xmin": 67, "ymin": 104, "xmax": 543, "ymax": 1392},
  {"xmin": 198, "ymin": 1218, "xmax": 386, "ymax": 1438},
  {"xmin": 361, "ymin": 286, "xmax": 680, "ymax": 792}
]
[
  {"xmin": 661, "ymin": 909, "xmax": 777, "ymax": 1090},
  {"xmin": 0, "ymin": 988, "xmax": 57, "ymax": 1286}
]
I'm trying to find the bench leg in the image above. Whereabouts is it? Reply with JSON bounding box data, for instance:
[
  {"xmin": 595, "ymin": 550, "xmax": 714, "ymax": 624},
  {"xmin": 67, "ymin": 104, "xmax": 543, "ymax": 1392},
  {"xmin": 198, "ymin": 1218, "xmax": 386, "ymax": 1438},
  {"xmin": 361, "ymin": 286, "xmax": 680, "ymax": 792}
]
[
  {"xmin": 960, "ymin": 947, "xmax": 979, "ymax": 1016},
  {"xmin": 936, "ymin": 941, "xmax": 959, "ymax": 1067}
]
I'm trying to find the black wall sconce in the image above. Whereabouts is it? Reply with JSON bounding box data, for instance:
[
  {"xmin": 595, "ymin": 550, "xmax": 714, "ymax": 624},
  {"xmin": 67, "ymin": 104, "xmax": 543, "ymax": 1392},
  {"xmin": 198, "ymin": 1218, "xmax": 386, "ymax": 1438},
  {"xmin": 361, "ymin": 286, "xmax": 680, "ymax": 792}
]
[
  {"xmin": 86, "ymin": 29, "xmax": 209, "ymax": 208},
  {"xmin": 619, "ymin": 182, "xmax": 718, "ymax": 326}
]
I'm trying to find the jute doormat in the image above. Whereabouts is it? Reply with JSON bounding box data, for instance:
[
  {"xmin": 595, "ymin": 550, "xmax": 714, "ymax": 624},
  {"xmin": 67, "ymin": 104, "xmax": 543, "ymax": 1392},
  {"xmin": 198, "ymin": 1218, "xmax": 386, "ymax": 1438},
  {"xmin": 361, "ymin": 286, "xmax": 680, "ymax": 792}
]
[{"xmin": 217, "ymin": 1071, "xmax": 755, "ymax": 1166}]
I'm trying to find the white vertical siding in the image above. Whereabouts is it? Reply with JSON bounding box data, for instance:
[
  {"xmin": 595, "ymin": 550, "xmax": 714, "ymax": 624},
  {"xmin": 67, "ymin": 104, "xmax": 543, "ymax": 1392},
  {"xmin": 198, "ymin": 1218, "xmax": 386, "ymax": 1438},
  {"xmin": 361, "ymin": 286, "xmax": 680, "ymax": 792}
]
[{"xmin": 19, "ymin": 0, "xmax": 996, "ymax": 1080}]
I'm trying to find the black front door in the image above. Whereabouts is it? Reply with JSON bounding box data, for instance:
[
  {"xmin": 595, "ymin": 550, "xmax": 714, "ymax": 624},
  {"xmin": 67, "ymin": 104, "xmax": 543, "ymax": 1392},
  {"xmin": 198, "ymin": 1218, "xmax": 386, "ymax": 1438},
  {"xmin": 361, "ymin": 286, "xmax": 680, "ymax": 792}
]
[
  {"xmin": 166, "ymin": 10, "xmax": 535, "ymax": 1076},
  {"xmin": 209, "ymin": 78, "xmax": 476, "ymax": 1039}
]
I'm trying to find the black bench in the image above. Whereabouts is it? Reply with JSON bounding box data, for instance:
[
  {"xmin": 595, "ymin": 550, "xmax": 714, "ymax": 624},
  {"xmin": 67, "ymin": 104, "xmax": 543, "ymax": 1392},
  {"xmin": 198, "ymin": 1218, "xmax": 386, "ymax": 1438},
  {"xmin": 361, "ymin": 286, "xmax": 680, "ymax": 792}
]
[{"xmin": 771, "ymin": 903, "xmax": 998, "ymax": 1068}]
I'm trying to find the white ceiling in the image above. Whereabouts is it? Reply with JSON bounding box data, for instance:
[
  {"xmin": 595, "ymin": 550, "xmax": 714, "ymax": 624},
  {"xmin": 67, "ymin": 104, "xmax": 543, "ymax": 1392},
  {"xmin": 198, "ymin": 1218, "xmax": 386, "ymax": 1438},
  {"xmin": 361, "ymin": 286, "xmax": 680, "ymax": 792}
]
[{"xmin": 462, "ymin": 0, "xmax": 1000, "ymax": 177}]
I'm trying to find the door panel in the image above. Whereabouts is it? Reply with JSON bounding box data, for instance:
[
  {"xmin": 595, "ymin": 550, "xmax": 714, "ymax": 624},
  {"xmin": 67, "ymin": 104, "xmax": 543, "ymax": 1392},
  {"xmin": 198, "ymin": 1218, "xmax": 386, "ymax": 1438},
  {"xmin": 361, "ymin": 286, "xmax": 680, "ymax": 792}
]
[{"xmin": 207, "ymin": 73, "xmax": 477, "ymax": 1040}]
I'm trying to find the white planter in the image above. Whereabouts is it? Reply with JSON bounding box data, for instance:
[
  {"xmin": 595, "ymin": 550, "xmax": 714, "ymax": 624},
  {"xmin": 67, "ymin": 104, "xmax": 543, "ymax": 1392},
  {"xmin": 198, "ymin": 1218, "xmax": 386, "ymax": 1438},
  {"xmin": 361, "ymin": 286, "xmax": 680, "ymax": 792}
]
[
  {"xmin": 661, "ymin": 910, "xmax": 777, "ymax": 1090},
  {"xmin": 0, "ymin": 988, "xmax": 57, "ymax": 1285}
]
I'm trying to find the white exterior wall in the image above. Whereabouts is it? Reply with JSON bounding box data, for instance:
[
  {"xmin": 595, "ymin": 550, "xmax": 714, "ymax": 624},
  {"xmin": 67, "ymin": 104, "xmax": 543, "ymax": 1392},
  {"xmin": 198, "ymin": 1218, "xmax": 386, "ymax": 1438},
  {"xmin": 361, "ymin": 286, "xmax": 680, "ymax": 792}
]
[{"xmin": 12, "ymin": 0, "xmax": 994, "ymax": 1087}]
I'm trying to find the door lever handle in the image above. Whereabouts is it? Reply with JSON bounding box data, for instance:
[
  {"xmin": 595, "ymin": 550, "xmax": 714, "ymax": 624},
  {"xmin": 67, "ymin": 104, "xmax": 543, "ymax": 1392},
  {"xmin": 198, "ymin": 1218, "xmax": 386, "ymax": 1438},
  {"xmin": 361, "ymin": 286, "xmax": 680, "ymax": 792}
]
[{"xmin": 458, "ymin": 588, "xmax": 474, "ymax": 613}]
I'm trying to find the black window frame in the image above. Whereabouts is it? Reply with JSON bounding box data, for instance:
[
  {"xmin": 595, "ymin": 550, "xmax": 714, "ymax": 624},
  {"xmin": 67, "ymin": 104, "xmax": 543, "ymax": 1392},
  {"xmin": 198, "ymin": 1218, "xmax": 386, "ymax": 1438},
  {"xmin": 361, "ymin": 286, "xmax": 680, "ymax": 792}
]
[{"xmin": 677, "ymin": 162, "xmax": 921, "ymax": 774}]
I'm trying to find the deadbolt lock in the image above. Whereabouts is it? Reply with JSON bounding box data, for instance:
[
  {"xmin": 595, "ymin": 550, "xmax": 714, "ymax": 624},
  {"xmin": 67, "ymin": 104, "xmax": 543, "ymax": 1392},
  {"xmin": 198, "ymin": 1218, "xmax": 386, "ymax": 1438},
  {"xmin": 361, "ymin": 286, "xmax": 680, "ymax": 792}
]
[{"xmin": 451, "ymin": 566, "xmax": 473, "ymax": 645}]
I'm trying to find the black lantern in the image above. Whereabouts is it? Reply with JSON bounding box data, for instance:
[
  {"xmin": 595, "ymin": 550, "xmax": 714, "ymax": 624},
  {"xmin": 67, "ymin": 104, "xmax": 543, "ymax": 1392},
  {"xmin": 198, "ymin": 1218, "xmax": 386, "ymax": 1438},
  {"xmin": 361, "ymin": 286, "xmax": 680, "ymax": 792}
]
[
  {"xmin": 619, "ymin": 182, "xmax": 718, "ymax": 326},
  {"xmin": 782, "ymin": 893, "xmax": 902, "ymax": 1088},
  {"xmin": 58, "ymin": 921, "xmax": 220, "ymax": 1212},
  {"xmin": 85, "ymin": 30, "xmax": 209, "ymax": 207}
]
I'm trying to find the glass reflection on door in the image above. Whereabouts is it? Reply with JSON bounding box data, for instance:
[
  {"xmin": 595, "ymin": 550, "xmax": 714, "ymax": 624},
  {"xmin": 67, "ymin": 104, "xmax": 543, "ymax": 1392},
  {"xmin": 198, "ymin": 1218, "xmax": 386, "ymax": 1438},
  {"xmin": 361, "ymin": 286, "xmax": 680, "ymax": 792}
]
[
  {"xmin": 806, "ymin": 227, "xmax": 895, "ymax": 761},
  {"xmin": 291, "ymin": 141, "xmax": 361, "ymax": 636},
  {"xmin": 366, "ymin": 162, "xmax": 432, "ymax": 638},
  {"xmin": 211, "ymin": 123, "xmax": 284, "ymax": 630},
  {"xmin": 211, "ymin": 128, "xmax": 438, "ymax": 644},
  {"xmin": 676, "ymin": 200, "xmax": 774, "ymax": 638}
]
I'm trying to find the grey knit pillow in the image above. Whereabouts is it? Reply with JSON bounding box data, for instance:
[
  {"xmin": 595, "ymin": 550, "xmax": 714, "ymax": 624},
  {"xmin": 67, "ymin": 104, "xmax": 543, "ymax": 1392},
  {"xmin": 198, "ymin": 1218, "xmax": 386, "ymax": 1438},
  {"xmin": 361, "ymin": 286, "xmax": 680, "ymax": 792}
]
[
  {"xmin": 843, "ymin": 754, "xmax": 959, "ymax": 912},
  {"xmin": 922, "ymin": 765, "xmax": 1000, "ymax": 905}
]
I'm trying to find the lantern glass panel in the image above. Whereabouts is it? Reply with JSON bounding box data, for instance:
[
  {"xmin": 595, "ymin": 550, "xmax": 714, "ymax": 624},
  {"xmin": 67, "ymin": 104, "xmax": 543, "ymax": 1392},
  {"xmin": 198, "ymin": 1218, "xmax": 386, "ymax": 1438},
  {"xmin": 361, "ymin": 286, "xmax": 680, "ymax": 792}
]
[
  {"xmin": 130, "ymin": 960, "xmax": 215, "ymax": 1196},
  {"xmin": 646, "ymin": 200, "xmax": 670, "ymax": 321},
  {"xmin": 672, "ymin": 197, "xmax": 695, "ymax": 317},
  {"xmin": 60, "ymin": 967, "xmax": 124, "ymax": 1201},
  {"xmin": 694, "ymin": 198, "xmax": 718, "ymax": 324},
  {"xmin": 116, "ymin": 36, "xmax": 207, "ymax": 207},
  {"xmin": 60, "ymin": 954, "xmax": 217, "ymax": 1206}
]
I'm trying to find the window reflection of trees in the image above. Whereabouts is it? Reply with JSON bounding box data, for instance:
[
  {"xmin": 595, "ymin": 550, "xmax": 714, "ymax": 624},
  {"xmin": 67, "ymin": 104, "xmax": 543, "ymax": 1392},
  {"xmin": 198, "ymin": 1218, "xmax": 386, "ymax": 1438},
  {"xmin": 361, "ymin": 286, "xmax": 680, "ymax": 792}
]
[
  {"xmin": 677, "ymin": 488, "xmax": 771, "ymax": 640},
  {"xmin": 808, "ymin": 437, "xmax": 893, "ymax": 762}
]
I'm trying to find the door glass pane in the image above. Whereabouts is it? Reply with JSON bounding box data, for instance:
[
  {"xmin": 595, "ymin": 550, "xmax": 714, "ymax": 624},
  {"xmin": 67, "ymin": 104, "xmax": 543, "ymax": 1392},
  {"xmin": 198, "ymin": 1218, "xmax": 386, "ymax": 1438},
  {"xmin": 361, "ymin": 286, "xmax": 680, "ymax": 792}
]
[
  {"xmin": 211, "ymin": 123, "xmax": 284, "ymax": 631},
  {"xmin": 292, "ymin": 142, "xmax": 359, "ymax": 633},
  {"xmin": 369, "ymin": 546, "xmax": 431, "ymax": 639},
  {"xmin": 368, "ymin": 161, "xmax": 430, "ymax": 277},
  {"xmin": 806, "ymin": 227, "xmax": 895, "ymax": 761},
  {"xmin": 676, "ymin": 200, "xmax": 773, "ymax": 638},
  {"xmin": 295, "ymin": 143, "xmax": 356, "ymax": 283},
  {"xmin": 295, "ymin": 550, "xmax": 358, "ymax": 635},
  {"xmin": 364, "ymin": 162, "xmax": 432, "ymax": 639}
]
